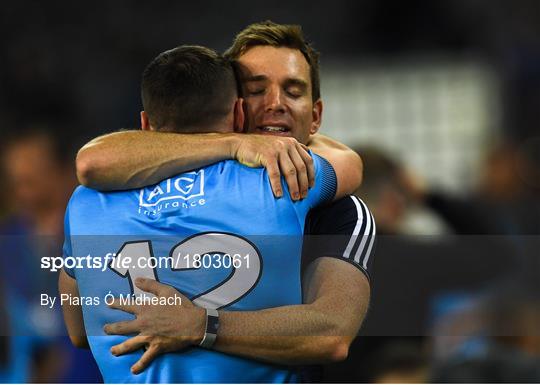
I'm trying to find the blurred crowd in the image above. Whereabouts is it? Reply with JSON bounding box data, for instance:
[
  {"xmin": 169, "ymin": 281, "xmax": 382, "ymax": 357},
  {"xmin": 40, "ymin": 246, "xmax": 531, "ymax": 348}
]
[
  {"xmin": 323, "ymin": 143, "xmax": 540, "ymax": 382},
  {"xmin": 0, "ymin": 130, "xmax": 101, "ymax": 382}
]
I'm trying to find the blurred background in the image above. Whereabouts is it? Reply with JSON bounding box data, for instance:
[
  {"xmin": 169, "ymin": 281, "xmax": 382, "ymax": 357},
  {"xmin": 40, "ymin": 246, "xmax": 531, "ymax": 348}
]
[{"xmin": 1, "ymin": 0, "xmax": 539, "ymax": 382}]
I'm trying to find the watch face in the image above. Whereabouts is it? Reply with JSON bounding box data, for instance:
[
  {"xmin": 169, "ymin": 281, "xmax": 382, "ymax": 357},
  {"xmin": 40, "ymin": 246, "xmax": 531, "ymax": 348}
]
[{"xmin": 208, "ymin": 315, "xmax": 219, "ymax": 334}]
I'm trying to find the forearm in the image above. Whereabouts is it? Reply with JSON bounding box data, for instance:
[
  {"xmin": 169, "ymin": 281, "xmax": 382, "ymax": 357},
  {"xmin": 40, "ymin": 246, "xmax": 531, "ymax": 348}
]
[
  {"xmin": 105, "ymin": 259, "xmax": 370, "ymax": 372},
  {"xmin": 212, "ymin": 257, "xmax": 369, "ymax": 365},
  {"xmin": 77, "ymin": 131, "xmax": 238, "ymax": 190},
  {"xmin": 214, "ymin": 301, "xmax": 353, "ymax": 365},
  {"xmin": 58, "ymin": 271, "xmax": 90, "ymax": 348}
]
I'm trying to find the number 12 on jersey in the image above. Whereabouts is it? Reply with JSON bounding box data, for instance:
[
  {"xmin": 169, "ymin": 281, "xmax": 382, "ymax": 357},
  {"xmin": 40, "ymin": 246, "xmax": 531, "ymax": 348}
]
[{"xmin": 109, "ymin": 232, "xmax": 262, "ymax": 309}]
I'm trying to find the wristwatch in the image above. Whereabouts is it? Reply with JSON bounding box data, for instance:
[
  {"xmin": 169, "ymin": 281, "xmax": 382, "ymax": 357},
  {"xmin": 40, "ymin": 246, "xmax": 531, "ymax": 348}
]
[{"xmin": 199, "ymin": 308, "xmax": 219, "ymax": 349}]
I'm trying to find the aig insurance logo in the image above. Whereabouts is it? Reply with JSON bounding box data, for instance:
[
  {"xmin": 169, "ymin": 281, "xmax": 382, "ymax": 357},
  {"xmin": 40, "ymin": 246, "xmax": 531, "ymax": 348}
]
[{"xmin": 138, "ymin": 170, "xmax": 205, "ymax": 214}]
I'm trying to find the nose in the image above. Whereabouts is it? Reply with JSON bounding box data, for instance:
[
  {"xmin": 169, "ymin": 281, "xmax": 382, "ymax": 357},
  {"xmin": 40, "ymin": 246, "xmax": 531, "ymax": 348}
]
[{"xmin": 264, "ymin": 86, "xmax": 285, "ymax": 113}]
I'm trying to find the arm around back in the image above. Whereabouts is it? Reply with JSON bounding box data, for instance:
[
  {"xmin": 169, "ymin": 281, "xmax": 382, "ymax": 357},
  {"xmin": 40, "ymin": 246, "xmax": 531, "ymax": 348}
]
[
  {"xmin": 58, "ymin": 269, "xmax": 89, "ymax": 349},
  {"xmin": 307, "ymin": 134, "xmax": 363, "ymax": 199}
]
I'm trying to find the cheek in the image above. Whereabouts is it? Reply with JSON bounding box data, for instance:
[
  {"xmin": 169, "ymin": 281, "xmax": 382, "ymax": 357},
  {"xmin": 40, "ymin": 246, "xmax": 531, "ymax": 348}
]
[
  {"xmin": 245, "ymin": 99, "xmax": 263, "ymax": 117},
  {"xmin": 294, "ymin": 103, "xmax": 314, "ymax": 121}
]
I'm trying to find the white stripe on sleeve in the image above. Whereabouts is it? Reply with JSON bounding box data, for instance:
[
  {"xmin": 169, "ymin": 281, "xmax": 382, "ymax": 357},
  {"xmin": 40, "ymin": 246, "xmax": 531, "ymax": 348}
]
[
  {"xmin": 342, "ymin": 196, "xmax": 364, "ymax": 259},
  {"xmin": 353, "ymin": 198, "xmax": 373, "ymax": 264}
]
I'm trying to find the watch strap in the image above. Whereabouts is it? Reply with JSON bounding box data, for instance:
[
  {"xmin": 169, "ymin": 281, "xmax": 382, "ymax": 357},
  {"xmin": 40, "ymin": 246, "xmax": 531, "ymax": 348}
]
[{"xmin": 199, "ymin": 308, "xmax": 219, "ymax": 349}]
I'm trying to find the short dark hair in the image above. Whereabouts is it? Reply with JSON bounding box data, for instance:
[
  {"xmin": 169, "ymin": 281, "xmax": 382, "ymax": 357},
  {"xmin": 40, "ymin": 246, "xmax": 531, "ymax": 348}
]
[
  {"xmin": 141, "ymin": 45, "xmax": 237, "ymax": 133},
  {"xmin": 224, "ymin": 21, "xmax": 321, "ymax": 102}
]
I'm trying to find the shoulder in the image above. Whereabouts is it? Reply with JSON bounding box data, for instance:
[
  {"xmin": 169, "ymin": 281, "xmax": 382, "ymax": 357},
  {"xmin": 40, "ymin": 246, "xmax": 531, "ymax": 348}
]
[
  {"xmin": 302, "ymin": 195, "xmax": 376, "ymax": 281},
  {"xmin": 68, "ymin": 185, "xmax": 97, "ymax": 205},
  {"xmin": 67, "ymin": 185, "xmax": 107, "ymax": 207},
  {"xmin": 306, "ymin": 195, "xmax": 373, "ymax": 235}
]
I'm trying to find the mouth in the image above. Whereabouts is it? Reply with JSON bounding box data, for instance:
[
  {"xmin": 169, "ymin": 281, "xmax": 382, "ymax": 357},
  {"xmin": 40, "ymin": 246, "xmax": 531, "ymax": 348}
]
[{"xmin": 257, "ymin": 125, "xmax": 291, "ymax": 135}]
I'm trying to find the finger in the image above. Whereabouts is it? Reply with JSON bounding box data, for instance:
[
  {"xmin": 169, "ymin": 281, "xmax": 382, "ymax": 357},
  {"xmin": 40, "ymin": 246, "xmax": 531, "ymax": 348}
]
[
  {"xmin": 134, "ymin": 277, "xmax": 169, "ymax": 297},
  {"xmin": 278, "ymin": 153, "xmax": 300, "ymax": 200},
  {"xmin": 109, "ymin": 299, "xmax": 138, "ymax": 315},
  {"xmin": 104, "ymin": 320, "xmax": 140, "ymax": 336},
  {"xmin": 296, "ymin": 142, "xmax": 315, "ymax": 189},
  {"xmin": 288, "ymin": 146, "xmax": 309, "ymax": 199},
  {"xmin": 264, "ymin": 157, "xmax": 283, "ymax": 198},
  {"xmin": 111, "ymin": 335, "xmax": 147, "ymax": 356},
  {"xmin": 131, "ymin": 346, "xmax": 160, "ymax": 375}
]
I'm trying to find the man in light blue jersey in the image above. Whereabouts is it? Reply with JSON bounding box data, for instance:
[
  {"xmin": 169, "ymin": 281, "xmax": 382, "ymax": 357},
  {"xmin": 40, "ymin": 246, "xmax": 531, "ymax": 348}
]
[{"xmin": 60, "ymin": 42, "xmax": 372, "ymax": 383}]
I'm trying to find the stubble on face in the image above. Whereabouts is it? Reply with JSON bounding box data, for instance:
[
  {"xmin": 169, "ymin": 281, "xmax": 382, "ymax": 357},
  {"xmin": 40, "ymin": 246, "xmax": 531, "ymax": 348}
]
[{"xmin": 235, "ymin": 46, "xmax": 321, "ymax": 145}]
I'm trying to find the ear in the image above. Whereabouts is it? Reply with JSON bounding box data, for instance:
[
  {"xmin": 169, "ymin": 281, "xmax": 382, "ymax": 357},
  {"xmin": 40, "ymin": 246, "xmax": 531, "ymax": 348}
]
[
  {"xmin": 233, "ymin": 98, "xmax": 245, "ymax": 133},
  {"xmin": 310, "ymin": 99, "xmax": 323, "ymax": 135},
  {"xmin": 140, "ymin": 111, "xmax": 151, "ymax": 131}
]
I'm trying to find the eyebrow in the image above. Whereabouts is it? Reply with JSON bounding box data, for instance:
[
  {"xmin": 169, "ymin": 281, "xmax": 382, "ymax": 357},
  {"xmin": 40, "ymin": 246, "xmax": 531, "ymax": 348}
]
[
  {"xmin": 243, "ymin": 75, "xmax": 268, "ymax": 83},
  {"xmin": 243, "ymin": 75, "xmax": 308, "ymax": 90}
]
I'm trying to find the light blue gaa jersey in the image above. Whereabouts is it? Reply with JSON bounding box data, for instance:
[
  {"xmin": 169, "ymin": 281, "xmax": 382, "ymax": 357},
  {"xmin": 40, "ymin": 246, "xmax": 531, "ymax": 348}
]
[{"xmin": 63, "ymin": 155, "xmax": 336, "ymax": 383}]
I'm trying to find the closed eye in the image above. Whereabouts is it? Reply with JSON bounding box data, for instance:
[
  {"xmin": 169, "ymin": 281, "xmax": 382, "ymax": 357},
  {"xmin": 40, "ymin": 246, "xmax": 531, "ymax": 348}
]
[
  {"xmin": 249, "ymin": 89, "xmax": 265, "ymax": 96},
  {"xmin": 284, "ymin": 80, "xmax": 307, "ymax": 98},
  {"xmin": 286, "ymin": 88, "xmax": 303, "ymax": 98}
]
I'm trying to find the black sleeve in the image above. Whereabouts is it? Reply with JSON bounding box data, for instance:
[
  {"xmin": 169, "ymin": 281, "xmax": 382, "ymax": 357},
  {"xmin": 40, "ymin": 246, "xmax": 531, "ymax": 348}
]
[{"xmin": 301, "ymin": 195, "xmax": 376, "ymax": 281}]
